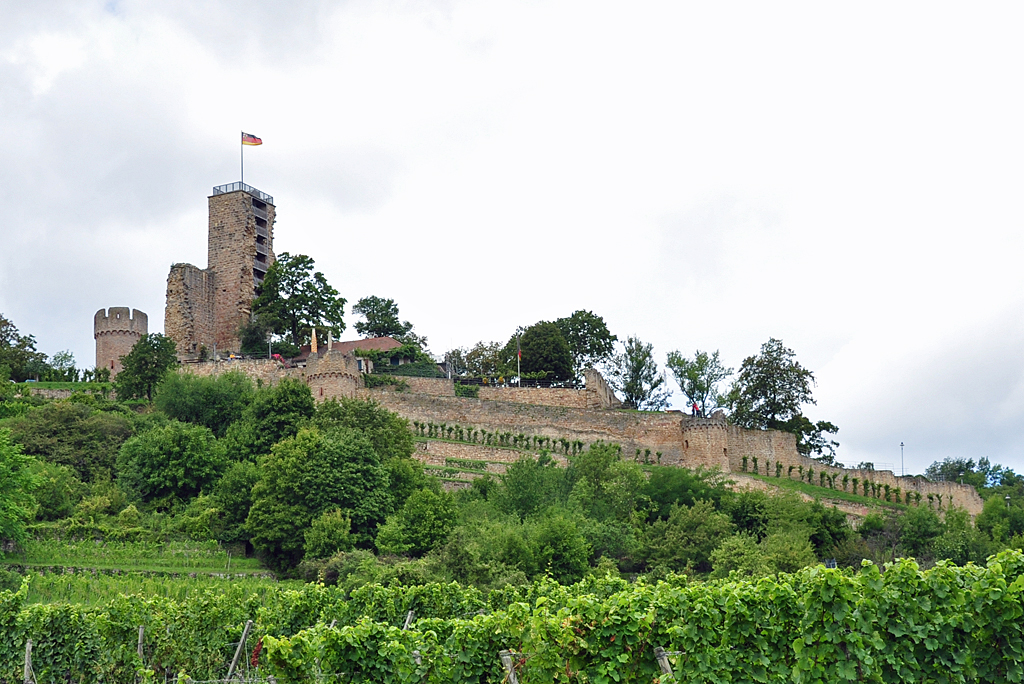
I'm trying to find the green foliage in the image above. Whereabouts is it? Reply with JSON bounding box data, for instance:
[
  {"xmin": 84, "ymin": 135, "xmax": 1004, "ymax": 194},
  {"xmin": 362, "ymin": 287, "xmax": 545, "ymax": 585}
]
[
  {"xmin": 606, "ymin": 336, "xmax": 671, "ymax": 410},
  {"xmin": 222, "ymin": 378, "xmax": 315, "ymax": 461},
  {"xmin": 211, "ymin": 460, "xmax": 260, "ymax": 544},
  {"xmin": 728, "ymin": 338, "xmax": 815, "ymax": 429},
  {"xmin": 116, "ymin": 421, "xmax": 226, "ymax": 505},
  {"xmin": 454, "ymin": 383, "xmax": 479, "ymax": 398},
  {"xmin": 642, "ymin": 500, "xmax": 734, "ymax": 573},
  {"xmin": 641, "ymin": 465, "xmax": 730, "ymax": 520},
  {"xmin": 304, "ymin": 508, "xmax": 355, "ymax": 560},
  {"xmin": 376, "ymin": 489, "xmax": 456, "ymax": 557},
  {"xmin": 246, "ymin": 427, "xmax": 394, "ymax": 572},
  {"xmin": 554, "ymin": 310, "xmax": 617, "ymax": 380},
  {"xmin": 114, "ymin": 333, "xmax": 178, "ymax": 401},
  {"xmin": 0, "ymin": 313, "xmax": 47, "ymax": 382},
  {"xmin": 353, "ymin": 295, "xmax": 416, "ymax": 340},
  {"xmin": 251, "ymin": 252, "xmax": 347, "ymax": 346},
  {"xmin": 154, "ymin": 370, "xmax": 254, "ymax": 437},
  {"xmin": 665, "ymin": 348, "xmax": 733, "ymax": 415},
  {"xmin": 503, "ymin": 321, "xmax": 573, "ymax": 382},
  {"xmin": 0, "ymin": 428, "xmax": 37, "ymax": 543},
  {"xmin": 495, "ymin": 454, "xmax": 568, "ymax": 519},
  {"xmin": 727, "ymin": 338, "xmax": 840, "ymax": 458},
  {"xmin": 531, "ymin": 512, "xmax": 591, "ymax": 584},
  {"xmin": 29, "ymin": 460, "xmax": 85, "ymax": 521},
  {"xmin": 363, "ymin": 374, "xmax": 409, "ymax": 390},
  {"xmin": 0, "ymin": 401, "xmax": 132, "ymax": 481},
  {"xmin": 312, "ymin": 397, "xmax": 414, "ymax": 462}
]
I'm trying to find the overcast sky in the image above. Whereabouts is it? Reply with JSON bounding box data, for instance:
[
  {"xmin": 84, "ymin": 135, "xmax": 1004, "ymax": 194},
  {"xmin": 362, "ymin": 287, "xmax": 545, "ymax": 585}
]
[{"xmin": 2, "ymin": 1, "xmax": 1023, "ymax": 475}]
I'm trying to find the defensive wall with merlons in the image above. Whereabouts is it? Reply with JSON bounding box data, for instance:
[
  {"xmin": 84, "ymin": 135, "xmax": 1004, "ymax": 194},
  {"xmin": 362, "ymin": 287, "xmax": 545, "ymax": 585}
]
[{"xmin": 176, "ymin": 353, "xmax": 984, "ymax": 514}]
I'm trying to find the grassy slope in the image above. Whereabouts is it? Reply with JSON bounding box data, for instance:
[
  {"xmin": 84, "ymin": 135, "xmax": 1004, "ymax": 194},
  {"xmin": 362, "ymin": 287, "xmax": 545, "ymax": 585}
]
[
  {"xmin": 2, "ymin": 539, "xmax": 265, "ymax": 574},
  {"xmin": 742, "ymin": 472, "xmax": 907, "ymax": 510}
]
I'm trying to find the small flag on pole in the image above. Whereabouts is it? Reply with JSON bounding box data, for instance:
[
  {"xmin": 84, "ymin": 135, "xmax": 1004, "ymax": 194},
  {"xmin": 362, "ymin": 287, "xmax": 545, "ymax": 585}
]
[{"xmin": 242, "ymin": 132, "xmax": 262, "ymax": 146}]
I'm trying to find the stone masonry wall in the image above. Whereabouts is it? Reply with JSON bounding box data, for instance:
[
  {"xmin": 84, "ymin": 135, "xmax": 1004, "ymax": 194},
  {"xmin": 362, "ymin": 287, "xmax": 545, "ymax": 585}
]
[
  {"xmin": 94, "ymin": 307, "xmax": 147, "ymax": 378},
  {"xmin": 165, "ymin": 263, "xmax": 215, "ymax": 358},
  {"xmin": 399, "ymin": 377, "xmax": 455, "ymax": 396},
  {"xmin": 172, "ymin": 359, "xmax": 982, "ymax": 514},
  {"xmin": 207, "ymin": 191, "xmax": 271, "ymax": 351},
  {"xmin": 476, "ymin": 369, "xmax": 621, "ymax": 410},
  {"xmin": 356, "ymin": 391, "xmax": 686, "ymax": 463},
  {"xmin": 477, "ymin": 386, "xmax": 591, "ymax": 409}
]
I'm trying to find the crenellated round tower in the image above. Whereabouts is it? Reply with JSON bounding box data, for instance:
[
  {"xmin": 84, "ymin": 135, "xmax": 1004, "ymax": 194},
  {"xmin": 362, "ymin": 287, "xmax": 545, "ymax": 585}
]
[{"xmin": 94, "ymin": 308, "xmax": 148, "ymax": 378}]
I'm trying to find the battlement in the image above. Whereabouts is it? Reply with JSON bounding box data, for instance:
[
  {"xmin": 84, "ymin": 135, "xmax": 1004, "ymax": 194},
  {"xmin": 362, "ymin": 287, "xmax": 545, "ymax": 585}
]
[
  {"xmin": 94, "ymin": 307, "xmax": 148, "ymax": 378},
  {"xmin": 94, "ymin": 308, "xmax": 148, "ymax": 335}
]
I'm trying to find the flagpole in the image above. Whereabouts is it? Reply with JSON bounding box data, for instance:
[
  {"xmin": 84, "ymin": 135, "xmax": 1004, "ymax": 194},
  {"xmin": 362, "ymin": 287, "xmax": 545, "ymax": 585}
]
[
  {"xmin": 240, "ymin": 132, "xmax": 244, "ymax": 184},
  {"xmin": 517, "ymin": 332, "xmax": 521, "ymax": 388}
]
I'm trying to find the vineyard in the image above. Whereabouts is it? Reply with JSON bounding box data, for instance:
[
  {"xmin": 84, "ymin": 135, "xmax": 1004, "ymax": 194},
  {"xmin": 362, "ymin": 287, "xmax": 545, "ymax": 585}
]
[{"xmin": 1, "ymin": 550, "xmax": 1022, "ymax": 683}]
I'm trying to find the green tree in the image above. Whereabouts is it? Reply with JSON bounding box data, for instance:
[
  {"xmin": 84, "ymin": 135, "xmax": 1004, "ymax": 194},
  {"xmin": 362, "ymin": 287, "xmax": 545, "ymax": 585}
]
[
  {"xmin": 246, "ymin": 427, "xmax": 393, "ymax": 571},
  {"xmin": 29, "ymin": 461, "xmax": 85, "ymax": 521},
  {"xmin": 43, "ymin": 350, "xmax": 78, "ymax": 382},
  {"xmin": 665, "ymin": 349, "xmax": 733, "ymax": 416},
  {"xmin": 727, "ymin": 338, "xmax": 839, "ymax": 458},
  {"xmin": 1, "ymin": 402, "xmax": 132, "ymax": 481},
  {"xmin": 496, "ymin": 454, "xmax": 568, "ymax": 519},
  {"xmin": 531, "ymin": 513, "xmax": 591, "ymax": 584},
  {"xmin": 312, "ymin": 397, "xmax": 414, "ymax": 462},
  {"xmin": 728, "ymin": 338, "xmax": 814, "ymax": 429},
  {"xmin": 606, "ymin": 336, "xmax": 671, "ymax": 410},
  {"xmin": 641, "ymin": 500, "xmax": 734, "ymax": 573},
  {"xmin": 641, "ymin": 465, "xmax": 730, "ymax": 521},
  {"xmin": 0, "ymin": 314, "xmax": 47, "ymax": 383},
  {"xmin": 155, "ymin": 370, "xmax": 255, "ymax": 438},
  {"xmin": 304, "ymin": 508, "xmax": 354, "ymax": 560},
  {"xmin": 0, "ymin": 428, "xmax": 37, "ymax": 543},
  {"xmin": 447, "ymin": 341, "xmax": 506, "ymax": 378},
  {"xmin": 222, "ymin": 378, "xmax": 316, "ymax": 461},
  {"xmin": 251, "ymin": 252, "xmax": 347, "ymax": 346},
  {"xmin": 115, "ymin": 333, "xmax": 178, "ymax": 401},
  {"xmin": 212, "ymin": 460, "xmax": 260, "ymax": 544},
  {"xmin": 375, "ymin": 489, "xmax": 457, "ymax": 557},
  {"xmin": 554, "ymin": 310, "xmax": 617, "ymax": 381},
  {"xmin": 352, "ymin": 296, "xmax": 414, "ymax": 340},
  {"xmin": 116, "ymin": 421, "xmax": 226, "ymax": 504},
  {"xmin": 503, "ymin": 321, "xmax": 573, "ymax": 382}
]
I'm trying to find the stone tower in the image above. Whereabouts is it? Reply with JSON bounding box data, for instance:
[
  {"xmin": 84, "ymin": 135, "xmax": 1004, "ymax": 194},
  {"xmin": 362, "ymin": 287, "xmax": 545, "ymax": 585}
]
[
  {"xmin": 165, "ymin": 182, "xmax": 276, "ymax": 357},
  {"xmin": 94, "ymin": 307, "xmax": 148, "ymax": 378}
]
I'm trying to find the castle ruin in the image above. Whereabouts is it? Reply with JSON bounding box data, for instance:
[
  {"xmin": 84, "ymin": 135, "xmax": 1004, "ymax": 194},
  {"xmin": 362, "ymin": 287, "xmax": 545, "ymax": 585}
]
[
  {"xmin": 162, "ymin": 184, "xmax": 983, "ymax": 517},
  {"xmin": 164, "ymin": 182, "xmax": 276, "ymax": 357},
  {"xmin": 93, "ymin": 307, "xmax": 147, "ymax": 378}
]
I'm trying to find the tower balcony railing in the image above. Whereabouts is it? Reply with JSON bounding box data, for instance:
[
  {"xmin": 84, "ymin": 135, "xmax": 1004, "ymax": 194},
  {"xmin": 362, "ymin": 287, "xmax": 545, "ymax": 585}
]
[
  {"xmin": 253, "ymin": 258, "xmax": 269, "ymax": 272},
  {"xmin": 212, "ymin": 182, "xmax": 274, "ymax": 205},
  {"xmin": 256, "ymin": 225, "xmax": 269, "ymax": 239},
  {"xmin": 256, "ymin": 242, "xmax": 268, "ymax": 255},
  {"xmin": 252, "ymin": 206, "xmax": 268, "ymax": 220}
]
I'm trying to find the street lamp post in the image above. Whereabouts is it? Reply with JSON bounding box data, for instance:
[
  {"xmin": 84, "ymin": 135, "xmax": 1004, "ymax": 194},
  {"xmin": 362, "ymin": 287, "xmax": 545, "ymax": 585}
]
[{"xmin": 900, "ymin": 442, "xmax": 904, "ymax": 477}]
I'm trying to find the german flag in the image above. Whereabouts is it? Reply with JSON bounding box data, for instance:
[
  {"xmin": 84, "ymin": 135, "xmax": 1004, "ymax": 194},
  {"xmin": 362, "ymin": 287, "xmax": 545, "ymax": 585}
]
[{"xmin": 242, "ymin": 132, "xmax": 262, "ymax": 146}]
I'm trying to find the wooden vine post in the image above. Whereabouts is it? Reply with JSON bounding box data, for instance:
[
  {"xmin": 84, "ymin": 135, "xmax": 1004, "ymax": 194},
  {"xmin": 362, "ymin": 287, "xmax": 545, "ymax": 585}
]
[
  {"xmin": 226, "ymin": 619, "xmax": 253, "ymax": 680},
  {"xmin": 23, "ymin": 638, "xmax": 32, "ymax": 684},
  {"xmin": 654, "ymin": 647, "xmax": 675, "ymax": 682},
  {"xmin": 499, "ymin": 649, "xmax": 519, "ymax": 684}
]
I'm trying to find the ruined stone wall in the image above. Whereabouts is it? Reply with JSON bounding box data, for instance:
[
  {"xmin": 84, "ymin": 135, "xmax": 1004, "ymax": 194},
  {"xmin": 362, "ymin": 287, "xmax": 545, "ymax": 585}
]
[
  {"xmin": 181, "ymin": 358, "xmax": 295, "ymax": 385},
  {"xmin": 94, "ymin": 307, "xmax": 147, "ymax": 378},
  {"xmin": 475, "ymin": 370, "xmax": 621, "ymax": 410},
  {"xmin": 477, "ymin": 386, "xmax": 592, "ymax": 409},
  {"xmin": 356, "ymin": 391, "xmax": 686, "ymax": 463},
  {"xmin": 399, "ymin": 377, "xmax": 454, "ymax": 396},
  {"xmin": 165, "ymin": 264, "xmax": 215, "ymax": 358},
  {"xmin": 412, "ymin": 440, "xmax": 565, "ymax": 467}
]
